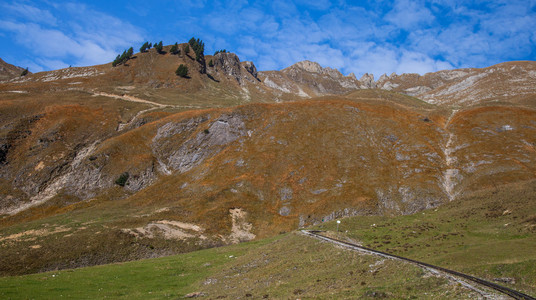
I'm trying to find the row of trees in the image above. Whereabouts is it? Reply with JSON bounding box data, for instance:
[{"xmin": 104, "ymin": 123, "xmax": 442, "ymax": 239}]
[
  {"xmin": 113, "ymin": 39, "xmax": 216, "ymax": 78},
  {"xmin": 188, "ymin": 37, "xmax": 205, "ymax": 62},
  {"xmin": 139, "ymin": 42, "xmax": 152, "ymax": 53},
  {"xmin": 140, "ymin": 41, "xmax": 166, "ymax": 54},
  {"xmin": 112, "ymin": 47, "xmax": 133, "ymax": 67},
  {"xmin": 154, "ymin": 41, "xmax": 164, "ymax": 54}
]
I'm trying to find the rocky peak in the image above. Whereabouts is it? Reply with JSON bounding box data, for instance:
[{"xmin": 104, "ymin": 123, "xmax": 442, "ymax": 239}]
[
  {"xmin": 378, "ymin": 74, "xmax": 389, "ymax": 82},
  {"xmin": 266, "ymin": 60, "xmax": 360, "ymax": 96},
  {"xmin": 285, "ymin": 60, "xmax": 345, "ymax": 79},
  {"xmin": 289, "ymin": 60, "xmax": 323, "ymax": 73},
  {"xmin": 359, "ymin": 73, "xmax": 376, "ymax": 89},
  {"xmin": 212, "ymin": 53, "xmax": 259, "ymax": 84}
]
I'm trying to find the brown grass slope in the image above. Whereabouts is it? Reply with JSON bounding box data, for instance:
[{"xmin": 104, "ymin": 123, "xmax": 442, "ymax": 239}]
[{"xmin": 1, "ymin": 93, "xmax": 535, "ymax": 274}]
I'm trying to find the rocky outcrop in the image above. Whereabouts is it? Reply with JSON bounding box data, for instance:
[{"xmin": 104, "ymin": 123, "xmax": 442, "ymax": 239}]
[
  {"xmin": 153, "ymin": 113, "xmax": 246, "ymax": 173},
  {"xmin": 212, "ymin": 53, "xmax": 259, "ymax": 84},
  {"xmin": 359, "ymin": 73, "xmax": 376, "ymax": 89},
  {"xmin": 241, "ymin": 61, "xmax": 259, "ymax": 80},
  {"xmin": 274, "ymin": 60, "xmax": 360, "ymax": 96}
]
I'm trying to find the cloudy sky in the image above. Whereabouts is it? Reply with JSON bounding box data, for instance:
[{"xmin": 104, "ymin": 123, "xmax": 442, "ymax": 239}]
[{"xmin": 1, "ymin": 0, "xmax": 535, "ymax": 78}]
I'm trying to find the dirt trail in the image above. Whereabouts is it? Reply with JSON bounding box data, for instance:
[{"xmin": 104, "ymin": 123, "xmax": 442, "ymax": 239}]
[
  {"xmin": 92, "ymin": 92, "xmax": 168, "ymax": 107},
  {"xmin": 92, "ymin": 91, "xmax": 207, "ymax": 131}
]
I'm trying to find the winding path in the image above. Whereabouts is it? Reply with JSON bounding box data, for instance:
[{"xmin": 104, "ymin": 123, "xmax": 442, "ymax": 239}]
[
  {"xmin": 92, "ymin": 91, "xmax": 168, "ymax": 107},
  {"xmin": 91, "ymin": 91, "xmax": 203, "ymax": 131}
]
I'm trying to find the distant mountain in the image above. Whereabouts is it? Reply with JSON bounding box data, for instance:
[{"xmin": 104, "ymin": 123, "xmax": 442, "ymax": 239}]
[{"xmin": 0, "ymin": 58, "xmax": 28, "ymax": 81}]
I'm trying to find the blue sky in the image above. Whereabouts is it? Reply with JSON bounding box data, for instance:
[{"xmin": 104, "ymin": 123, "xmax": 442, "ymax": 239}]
[{"xmin": 1, "ymin": 0, "xmax": 535, "ymax": 78}]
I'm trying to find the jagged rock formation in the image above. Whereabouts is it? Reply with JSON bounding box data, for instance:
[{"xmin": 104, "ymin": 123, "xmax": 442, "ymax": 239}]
[
  {"xmin": 210, "ymin": 52, "xmax": 259, "ymax": 85},
  {"xmin": 258, "ymin": 60, "xmax": 360, "ymax": 97},
  {"xmin": 359, "ymin": 73, "xmax": 376, "ymax": 89}
]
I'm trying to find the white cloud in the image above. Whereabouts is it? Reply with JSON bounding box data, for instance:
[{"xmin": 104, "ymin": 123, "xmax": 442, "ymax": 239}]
[
  {"xmin": 396, "ymin": 51, "xmax": 453, "ymax": 74},
  {"xmin": 2, "ymin": 3, "xmax": 57, "ymax": 26},
  {"xmin": 349, "ymin": 45, "xmax": 399, "ymax": 78},
  {"xmin": 1, "ymin": 1, "xmax": 144, "ymax": 71},
  {"xmin": 384, "ymin": 0, "xmax": 434, "ymax": 30},
  {"xmin": 36, "ymin": 58, "xmax": 69, "ymax": 70},
  {"xmin": 18, "ymin": 59, "xmax": 45, "ymax": 73}
]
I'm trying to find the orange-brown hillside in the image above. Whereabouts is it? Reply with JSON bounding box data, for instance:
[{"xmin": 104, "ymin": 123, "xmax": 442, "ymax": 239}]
[{"xmin": 0, "ymin": 45, "xmax": 535, "ymax": 275}]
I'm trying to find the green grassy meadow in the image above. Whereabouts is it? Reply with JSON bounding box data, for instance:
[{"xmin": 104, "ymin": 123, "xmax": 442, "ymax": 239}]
[
  {"xmin": 2, "ymin": 181, "xmax": 536, "ymax": 299},
  {"xmin": 313, "ymin": 181, "xmax": 536, "ymax": 296}
]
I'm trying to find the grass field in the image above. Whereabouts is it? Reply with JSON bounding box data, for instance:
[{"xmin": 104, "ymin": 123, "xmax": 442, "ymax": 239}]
[
  {"xmin": 0, "ymin": 233, "xmax": 483, "ymax": 299},
  {"xmin": 2, "ymin": 181, "xmax": 535, "ymax": 299},
  {"xmin": 313, "ymin": 180, "xmax": 536, "ymax": 297}
]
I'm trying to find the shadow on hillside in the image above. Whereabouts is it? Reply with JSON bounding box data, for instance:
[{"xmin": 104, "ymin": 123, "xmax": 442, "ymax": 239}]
[{"xmin": 207, "ymin": 74, "xmax": 219, "ymax": 82}]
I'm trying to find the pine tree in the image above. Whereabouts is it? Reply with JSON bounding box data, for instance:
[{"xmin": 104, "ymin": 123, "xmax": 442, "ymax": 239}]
[
  {"xmin": 112, "ymin": 54, "xmax": 120, "ymax": 67},
  {"xmin": 119, "ymin": 50, "xmax": 127, "ymax": 62},
  {"xmin": 170, "ymin": 42, "xmax": 179, "ymax": 55},
  {"xmin": 208, "ymin": 59, "xmax": 214, "ymax": 67},
  {"xmin": 140, "ymin": 42, "xmax": 149, "ymax": 53},
  {"xmin": 20, "ymin": 67, "xmax": 28, "ymax": 76},
  {"xmin": 112, "ymin": 47, "xmax": 135, "ymax": 67},
  {"xmin": 187, "ymin": 37, "xmax": 205, "ymax": 62},
  {"xmin": 155, "ymin": 41, "xmax": 163, "ymax": 54},
  {"xmin": 184, "ymin": 44, "xmax": 190, "ymax": 54},
  {"xmin": 175, "ymin": 64, "xmax": 188, "ymax": 78}
]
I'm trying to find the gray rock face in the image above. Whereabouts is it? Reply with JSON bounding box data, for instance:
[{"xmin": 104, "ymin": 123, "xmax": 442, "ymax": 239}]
[
  {"xmin": 280, "ymin": 60, "xmax": 360, "ymax": 95},
  {"xmin": 153, "ymin": 113, "xmax": 246, "ymax": 173},
  {"xmin": 241, "ymin": 61, "xmax": 258, "ymax": 80},
  {"xmin": 213, "ymin": 53, "xmax": 242, "ymax": 81},
  {"xmin": 291, "ymin": 60, "xmax": 324, "ymax": 73},
  {"xmin": 359, "ymin": 73, "xmax": 376, "ymax": 89},
  {"xmin": 377, "ymin": 74, "xmax": 388, "ymax": 83},
  {"xmin": 213, "ymin": 53, "xmax": 258, "ymax": 84},
  {"xmin": 286, "ymin": 60, "xmax": 344, "ymax": 79}
]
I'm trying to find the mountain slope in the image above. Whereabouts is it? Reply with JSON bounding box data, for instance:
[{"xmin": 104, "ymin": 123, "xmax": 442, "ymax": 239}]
[
  {"xmin": 0, "ymin": 58, "xmax": 28, "ymax": 81},
  {"xmin": 0, "ymin": 44, "xmax": 535, "ymax": 275}
]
